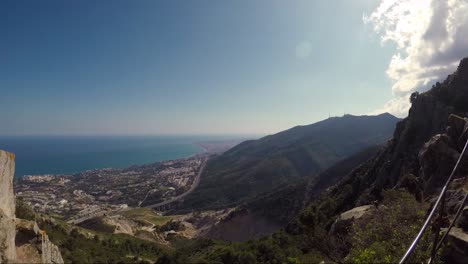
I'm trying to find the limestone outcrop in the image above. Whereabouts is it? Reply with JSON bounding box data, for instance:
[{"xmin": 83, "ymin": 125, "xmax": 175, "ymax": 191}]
[
  {"xmin": 329, "ymin": 205, "xmax": 375, "ymax": 236},
  {"xmin": 15, "ymin": 219, "xmax": 64, "ymax": 264},
  {"xmin": 0, "ymin": 149, "xmax": 64, "ymax": 264},
  {"xmin": 330, "ymin": 58, "xmax": 468, "ymax": 207},
  {"xmin": 0, "ymin": 150, "xmax": 16, "ymax": 263},
  {"xmin": 418, "ymin": 114, "xmax": 468, "ymax": 194}
]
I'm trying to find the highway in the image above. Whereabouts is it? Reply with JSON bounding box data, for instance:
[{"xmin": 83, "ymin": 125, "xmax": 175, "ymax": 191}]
[
  {"xmin": 144, "ymin": 157, "xmax": 207, "ymax": 209},
  {"xmin": 68, "ymin": 157, "xmax": 208, "ymax": 224}
]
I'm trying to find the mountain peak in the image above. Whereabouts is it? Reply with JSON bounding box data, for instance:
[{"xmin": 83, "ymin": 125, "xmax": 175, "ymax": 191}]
[
  {"xmin": 378, "ymin": 112, "xmax": 397, "ymax": 118},
  {"xmin": 457, "ymin": 57, "xmax": 468, "ymax": 74},
  {"xmin": 182, "ymin": 114, "xmax": 399, "ymax": 211}
]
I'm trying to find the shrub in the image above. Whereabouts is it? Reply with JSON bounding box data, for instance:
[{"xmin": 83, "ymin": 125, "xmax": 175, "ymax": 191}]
[
  {"xmin": 347, "ymin": 190, "xmax": 436, "ymax": 264},
  {"xmin": 16, "ymin": 197, "xmax": 36, "ymax": 221}
]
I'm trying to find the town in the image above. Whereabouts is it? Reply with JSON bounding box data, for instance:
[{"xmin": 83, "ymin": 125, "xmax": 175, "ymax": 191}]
[{"xmin": 15, "ymin": 154, "xmax": 207, "ymax": 222}]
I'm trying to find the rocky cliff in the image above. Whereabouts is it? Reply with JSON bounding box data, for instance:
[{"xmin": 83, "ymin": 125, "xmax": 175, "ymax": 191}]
[
  {"xmin": 0, "ymin": 149, "xmax": 64, "ymax": 264},
  {"xmin": 297, "ymin": 57, "xmax": 468, "ymax": 262},
  {"xmin": 15, "ymin": 219, "xmax": 64, "ymax": 264},
  {"xmin": 327, "ymin": 57, "xmax": 468, "ymax": 210},
  {"xmin": 0, "ymin": 150, "xmax": 16, "ymax": 263}
]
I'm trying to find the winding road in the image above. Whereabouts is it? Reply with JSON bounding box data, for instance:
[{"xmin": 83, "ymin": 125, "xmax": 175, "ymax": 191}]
[
  {"xmin": 69, "ymin": 157, "xmax": 208, "ymax": 224},
  {"xmin": 144, "ymin": 157, "xmax": 207, "ymax": 209}
]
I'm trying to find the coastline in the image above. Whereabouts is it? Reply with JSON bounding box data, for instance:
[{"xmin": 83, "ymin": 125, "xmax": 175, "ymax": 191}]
[
  {"xmin": 15, "ymin": 139, "xmax": 242, "ymax": 179},
  {"xmin": 19, "ymin": 143, "xmax": 206, "ymax": 178}
]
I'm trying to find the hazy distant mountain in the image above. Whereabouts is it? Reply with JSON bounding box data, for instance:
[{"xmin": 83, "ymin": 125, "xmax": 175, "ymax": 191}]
[{"xmin": 181, "ymin": 113, "xmax": 400, "ymax": 211}]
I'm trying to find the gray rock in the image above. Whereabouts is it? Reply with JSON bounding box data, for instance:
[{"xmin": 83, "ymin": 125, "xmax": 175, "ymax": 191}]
[
  {"xmin": 15, "ymin": 218, "xmax": 64, "ymax": 264},
  {"xmin": 329, "ymin": 205, "xmax": 375, "ymax": 236},
  {"xmin": 457, "ymin": 206, "xmax": 468, "ymax": 232},
  {"xmin": 339, "ymin": 205, "xmax": 374, "ymax": 221},
  {"xmin": 0, "ymin": 149, "xmax": 64, "ymax": 264},
  {"xmin": 418, "ymin": 134, "xmax": 460, "ymax": 194},
  {"xmin": 0, "ymin": 150, "xmax": 16, "ymax": 263},
  {"xmin": 444, "ymin": 227, "xmax": 468, "ymax": 264},
  {"xmin": 447, "ymin": 114, "xmax": 467, "ymax": 142}
]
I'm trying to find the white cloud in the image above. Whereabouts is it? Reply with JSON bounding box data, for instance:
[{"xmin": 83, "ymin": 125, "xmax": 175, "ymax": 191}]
[
  {"xmin": 364, "ymin": 0, "xmax": 468, "ymax": 117},
  {"xmin": 295, "ymin": 40, "xmax": 312, "ymax": 59}
]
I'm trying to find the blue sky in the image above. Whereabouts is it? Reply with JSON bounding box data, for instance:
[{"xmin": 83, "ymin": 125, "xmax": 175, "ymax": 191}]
[{"xmin": 1, "ymin": 0, "xmax": 401, "ymax": 135}]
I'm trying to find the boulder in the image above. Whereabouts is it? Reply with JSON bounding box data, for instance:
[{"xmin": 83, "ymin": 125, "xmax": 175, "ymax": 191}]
[
  {"xmin": 339, "ymin": 205, "xmax": 374, "ymax": 221},
  {"xmin": 444, "ymin": 227, "xmax": 468, "ymax": 264},
  {"xmin": 329, "ymin": 205, "xmax": 374, "ymax": 236},
  {"xmin": 418, "ymin": 134, "xmax": 460, "ymax": 194}
]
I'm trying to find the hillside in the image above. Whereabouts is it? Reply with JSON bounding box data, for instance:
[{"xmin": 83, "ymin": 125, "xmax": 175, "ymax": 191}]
[
  {"xmin": 321, "ymin": 57, "xmax": 468, "ymax": 212},
  {"xmin": 182, "ymin": 113, "xmax": 399, "ymax": 210},
  {"xmin": 293, "ymin": 57, "xmax": 468, "ymax": 262},
  {"xmin": 202, "ymin": 146, "xmax": 380, "ymax": 241},
  {"xmin": 157, "ymin": 57, "xmax": 468, "ymax": 264}
]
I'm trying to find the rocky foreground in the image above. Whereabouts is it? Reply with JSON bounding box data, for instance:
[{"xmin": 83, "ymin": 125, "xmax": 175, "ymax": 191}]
[{"xmin": 0, "ymin": 149, "xmax": 64, "ymax": 264}]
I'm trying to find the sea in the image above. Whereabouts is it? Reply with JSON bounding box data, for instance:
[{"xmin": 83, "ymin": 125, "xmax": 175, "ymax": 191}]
[{"xmin": 0, "ymin": 135, "xmax": 242, "ymax": 177}]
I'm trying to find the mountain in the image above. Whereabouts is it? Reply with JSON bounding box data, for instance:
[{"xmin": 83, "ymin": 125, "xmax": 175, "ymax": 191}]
[
  {"xmin": 181, "ymin": 113, "xmax": 400, "ymax": 211},
  {"xmin": 203, "ymin": 145, "xmax": 380, "ymax": 241},
  {"xmin": 293, "ymin": 57, "xmax": 468, "ymax": 263},
  {"xmin": 157, "ymin": 57, "xmax": 468, "ymax": 264},
  {"xmin": 322, "ymin": 57, "xmax": 468, "ymax": 212}
]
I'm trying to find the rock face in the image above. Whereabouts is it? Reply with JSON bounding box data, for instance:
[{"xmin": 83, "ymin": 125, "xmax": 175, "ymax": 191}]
[
  {"xmin": 419, "ymin": 134, "xmax": 461, "ymax": 194},
  {"xmin": 418, "ymin": 114, "xmax": 468, "ymax": 194},
  {"xmin": 325, "ymin": 57, "xmax": 468, "ymax": 211},
  {"xmin": 0, "ymin": 149, "xmax": 64, "ymax": 264},
  {"xmin": 15, "ymin": 219, "xmax": 64, "ymax": 264},
  {"xmin": 41, "ymin": 231, "xmax": 64, "ymax": 264},
  {"xmin": 0, "ymin": 150, "xmax": 16, "ymax": 263},
  {"xmin": 319, "ymin": 57, "xmax": 468, "ymax": 262}
]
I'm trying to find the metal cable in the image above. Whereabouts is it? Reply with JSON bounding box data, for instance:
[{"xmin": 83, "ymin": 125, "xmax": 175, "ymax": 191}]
[
  {"xmin": 427, "ymin": 191, "xmax": 468, "ymax": 264},
  {"xmin": 399, "ymin": 137, "xmax": 468, "ymax": 264}
]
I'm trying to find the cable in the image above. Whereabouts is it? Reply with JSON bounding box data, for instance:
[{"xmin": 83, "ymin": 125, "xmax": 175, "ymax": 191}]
[{"xmin": 399, "ymin": 137, "xmax": 468, "ymax": 264}]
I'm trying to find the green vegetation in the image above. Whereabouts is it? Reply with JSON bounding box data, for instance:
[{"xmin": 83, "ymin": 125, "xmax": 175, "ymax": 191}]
[
  {"xmin": 77, "ymin": 217, "xmax": 116, "ymax": 233},
  {"xmin": 15, "ymin": 201, "xmax": 169, "ymax": 263},
  {"xmin": 16, "ymin": 188, "xmax": 433, "ymax": 264},
  {"xmin": 243, "ymin": 179, "xmax": 309, "ymax": 225},
  {"xmin": 182, "ymin": 114, "xmax": 399, "ymax": 211},
  {"xmin": 37, "ymin": 216, "xmax": 168, "ymax": 264},
  {"xmin": 16, "ymin": 197, "xmax": 36, "ymax": 221},
  {"xmin": 123, "ymin": 208, "xmax": 175, "ymax": 226},
  {"xmin": 348, "ymin": 190, "xmax": 435, "ymax": 264},
  {"xmin": 157, "ymin": 231, "xmax": 324, "ymax": 264},
  {"xmin": 224, "ymin": 189, "xmax": 431, "ymax": 264},
  {"xmin": 226, "ymin": 146, "xmax": 381, "ymax": 228}
]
